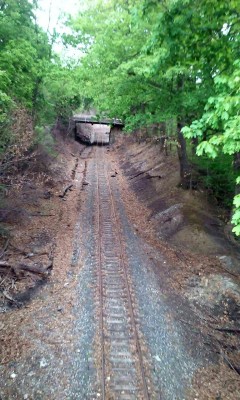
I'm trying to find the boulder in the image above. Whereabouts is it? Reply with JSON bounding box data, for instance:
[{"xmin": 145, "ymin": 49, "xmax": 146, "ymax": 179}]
[{"xmin": 153, "ymin": 203, "xmax": 184, "ymax": 238}]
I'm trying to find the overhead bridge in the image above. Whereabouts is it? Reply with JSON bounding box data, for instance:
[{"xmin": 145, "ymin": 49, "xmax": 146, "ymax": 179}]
[
  {"xmin": 73, "ymin": 114, "xmax": 124, "ymax": 145},
  {"xmin": 73, "ymin": 115, "xmax": 124, "ymax": 127}
]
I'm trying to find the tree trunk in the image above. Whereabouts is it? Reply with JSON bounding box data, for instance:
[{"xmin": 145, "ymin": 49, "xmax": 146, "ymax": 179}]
[
  {"xmin": 225, "ymin": 152, "xmax": 240, "ymax": 239},
  {"xmin": 32, "ymin": 77, "xmax": 42, "ymax": 119},
  {"xmin": 234, "ymin": 153, "xmax": 240, "ymax": 195},
  {"xmin": 109, "ymin": 127, "xmax": 115, "ymax": 144},
  {"xmin": 177, "ymin": 121, "xmax": 191, "ymax": 189}
]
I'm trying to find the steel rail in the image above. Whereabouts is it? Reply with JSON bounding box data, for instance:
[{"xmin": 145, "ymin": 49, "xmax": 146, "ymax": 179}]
[
  {"xmin": 96, "ymin": 147, "xmax": 106, "ymax": 399},
  {"xmin": 103, "ymin": 149, "xmax": 150, "ymax": 400},
  {"xmin": 96, "ymin": 146, "xmax": 150, "ymax": 399}
]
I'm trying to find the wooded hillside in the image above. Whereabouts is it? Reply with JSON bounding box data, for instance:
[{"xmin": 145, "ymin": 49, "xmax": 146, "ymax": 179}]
[
  {"xmin": 0, "ymin": 0, "xmax": 240, "ymax": 235},
  {"xmin": 66, "ymin": 0, "xmax": 240, "ymax": 235}
]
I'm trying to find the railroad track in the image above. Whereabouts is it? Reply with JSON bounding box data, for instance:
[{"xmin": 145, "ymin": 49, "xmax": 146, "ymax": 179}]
[{"xmin": 92, "ymin": 146, "xmax": 152, "ymax": 399}]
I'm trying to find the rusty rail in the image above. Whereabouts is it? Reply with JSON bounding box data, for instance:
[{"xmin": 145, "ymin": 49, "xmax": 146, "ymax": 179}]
[{"xmin": 95, "ymin": 146, "xmax": 150, "ymax": 399}]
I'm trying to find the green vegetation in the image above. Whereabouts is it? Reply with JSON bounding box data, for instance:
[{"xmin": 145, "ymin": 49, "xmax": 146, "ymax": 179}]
[
  {"xmin": 66, "ymin": 0, "xmax": 239, "ymax": 234},
  {"xmin": 0, "ymin": 0, "xmax": 82, "ymax": 161},
  {"xmin": 0, "ymin": 0, "xmax": 239, "ymax": 235},
  {"xmin": 183, "ymin": 63, "xmax": 240, "ymax": 234}
]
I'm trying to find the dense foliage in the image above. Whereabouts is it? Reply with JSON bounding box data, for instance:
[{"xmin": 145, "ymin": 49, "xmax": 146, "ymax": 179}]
[
  {"xmin": 0, "ymin": 0, "xmax": 82, "ymax": 160},
  {"xmin": 0, "ymin": 0, "xmax": 239, "ymax": 235},
  {"xmin": 67, "ymin": 0, "xmax": 240, "ymax": 235}
]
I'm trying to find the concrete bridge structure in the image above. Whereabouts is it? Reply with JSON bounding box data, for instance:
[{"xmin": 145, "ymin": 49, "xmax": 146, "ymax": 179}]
[
  {"xmin": 73, "ymin": 114, "xmax": 124, "ymax": 127},
  {"xmin": 73, "ymin": 114, "xmax": 124, "ymax": 145}
]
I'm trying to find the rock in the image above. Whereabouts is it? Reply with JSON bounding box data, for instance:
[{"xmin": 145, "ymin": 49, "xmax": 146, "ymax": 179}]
[
  {"xmin": 40, "ymin": 358, "xmax": 48, "ymax": 368},
  {"xmin": 217, "ymin": 255, "xmax": 240, "ymax": 275},
  {"xmin": 186, "ymin": 273, "xmax": 240, "ymax": 309},
  {"xmin": 153, "ymin": 204, "xmax": 184, "ymax": 238},
  {"xmin": 43, "ymin": 190, "xmax": 52, "ymax": 199},
  {"xmin": 26, "ymin": 253, "xmax": 35, "ymax": 258},
  {"xmin": 10, "ymin": 373, "xmax": 17, "ymax": 379}
]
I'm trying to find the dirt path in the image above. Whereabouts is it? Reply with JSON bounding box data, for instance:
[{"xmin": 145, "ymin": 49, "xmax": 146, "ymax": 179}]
[{"xmin": 0, "ymin": 145, "xmax": 239, "ymax": 399}]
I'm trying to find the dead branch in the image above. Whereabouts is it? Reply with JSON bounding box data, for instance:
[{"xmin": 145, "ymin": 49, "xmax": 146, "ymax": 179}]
[
  {"xmin": 9, "ymin": 243, "xmax": 29, "ymax": 256},
  {"xmin": 0, "ymin": 154, "xmax": 36, "ymax": 171},
  {"xmin": 221, "ymin": 351, "xmax": 240, "ymax": 376},
  {"xmin": 178, "ymin": 319, "xmax": 203, "ymax": 334},
  {"xmin": 0, "ymin": 238, "xmax": 10, "ymax": 259},
  {"xmin": 2, "ymin": 290, "xmax": 18, "ymax": 304},
  {"xmin": 0, "ymin": 267, "xmax": 13, "ymax": 276},
  {"xmin": 0, "ymin": 261, "xmax": 12, "ymax": 268},
  {"xmin": 129, "ymin": 149, "xmax": 144, "ymax": 157},
  {"xmin": 24, "ymin": 251, "xmax": 49, "ymax": 259},
  {"xmin": 30, "ymin": 213, "xmax": 55, "ymax": 217},
  {"xmin": 59, "ymin": 184, "xmax": 73, "ymax": 198},
  {"xmin": 215, "ymin": 327, "xmax": 240, "ymax": 334},
  {"xmin": 0, "ymin": 260, "xmax": 52, "ymax": 276},
  {"xmin": 129, "ymin": 167, "xmax": 153, "ymax": 180},
  {"xmin": 0, "ymin": 271, "xmax": 13, "ymax": 285},
  {"xmin": 17, "ymin": 262, "xmax": 52, "ymax": 276},
  {"xmin": 146, "ymin": 175, "xmax": 162, "ymax": 179}
]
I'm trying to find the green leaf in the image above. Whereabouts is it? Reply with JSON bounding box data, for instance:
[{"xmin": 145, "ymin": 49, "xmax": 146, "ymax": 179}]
[
  {"xmin": 232, "ymin": 225, "xmax": 240, "ymax": 236},
  {"xmin": 221, "ymin": 111, "xmax": 229, "ymax": 121},
  {"xmin": 196, "ymin": 141, "xmax": 218, "ymax": 158},
  {"xmin": 233, "ymin": 194, "xmax": 240, "ymax": 208}
]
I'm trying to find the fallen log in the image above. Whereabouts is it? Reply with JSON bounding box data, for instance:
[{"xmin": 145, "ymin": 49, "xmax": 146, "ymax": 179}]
[
  {"xmin": 215, "ymin": 327, "xmax": 240, "ymax": 334},
  {"xmin": 59, "ymin": 184, "xmax": 73, "ymax": 198},
  {"xmin": 30, "ymin": 213, "xmax": 55, "ymax": 217},
  {"xmin": 17, "ymin": 262, "xmax": 52, "ymax": 276},
  {"xmin": 129, "ymin": 167, "xmax": 154, "ymax": 180},
  {"xmin": 146, "ymin": 175, "xmax": 162, "ymax": 179},
  {"xmin": 0, "ymin": 261, "xmax": 52, "ymax": 276},
  {"xmin": 129, "ymin": 171, "xmax": 148, "ymax": 180},
  {"xmin": 0, "ymin": 261, "xmax": 12, "ymax": 268}
]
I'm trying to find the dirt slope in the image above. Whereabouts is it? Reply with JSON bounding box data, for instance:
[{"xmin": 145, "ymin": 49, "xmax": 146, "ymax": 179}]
[
  {"xmin": 0, "ymin": 133, "xmax": 239, "ymax": 399},
  {"xmin": 111, "ymin": 135, "xmax": 240, "ymax": 388}
]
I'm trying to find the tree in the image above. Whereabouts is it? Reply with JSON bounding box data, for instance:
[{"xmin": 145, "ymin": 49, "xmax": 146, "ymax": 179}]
[
  {"xmin": 69, "ymin": 0, "xmax": 240, "ymax": 222},
  {"xmin": 182, "ymin": 61, "xmax": 240, "ymax": 235},
  {"xmin": 41, "ymin": 62, "xmax": 83, "ymax": 125}
]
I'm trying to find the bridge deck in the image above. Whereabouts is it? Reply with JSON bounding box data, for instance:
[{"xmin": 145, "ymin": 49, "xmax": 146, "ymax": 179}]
[{"xmin": 73, "ymin": 114, "xmax": 124, "ymax": 127}]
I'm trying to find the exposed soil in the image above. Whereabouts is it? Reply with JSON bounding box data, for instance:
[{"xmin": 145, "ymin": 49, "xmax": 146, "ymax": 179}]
[
  {"xmin": 0, "ymin": 126, "xmax": 87, "ymax": 366},
  {"xmin": 0, "ymin": 128, "xmax": 239, "ymax": 399},
  {"xmin": 109, "ymin": 134, "xmax": 240, "ymax": 396},
  {"xmin": 114, "ymin": 134, "xmax": 240, "ymax": 279}
]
